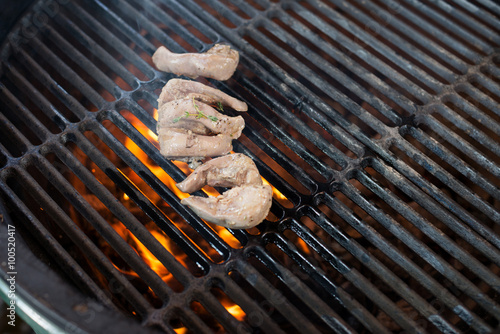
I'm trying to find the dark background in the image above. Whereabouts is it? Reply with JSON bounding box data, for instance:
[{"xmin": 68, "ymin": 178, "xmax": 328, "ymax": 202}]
[
  {"xmin": 1, "ymin": 2, "xmax": 37, "ymax": 333},
  {"xmin": 0, "ymin": 0, "xmax": 33, "ymax": 43}
]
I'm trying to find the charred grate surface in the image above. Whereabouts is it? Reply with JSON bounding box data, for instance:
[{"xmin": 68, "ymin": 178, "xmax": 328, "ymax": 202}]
[{"xmin": 0, "ymin": 0, "xmax": 499, "ymax": 333}]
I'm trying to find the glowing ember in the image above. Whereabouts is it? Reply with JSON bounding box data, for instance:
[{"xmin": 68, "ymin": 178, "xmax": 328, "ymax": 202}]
[
  {"xmin": 224, "ymin": 303, "xmax": 246, "ymax": 321},
  {"xmin": 296, "ymin": 237, "xmax": 311, "ymax": 255}
]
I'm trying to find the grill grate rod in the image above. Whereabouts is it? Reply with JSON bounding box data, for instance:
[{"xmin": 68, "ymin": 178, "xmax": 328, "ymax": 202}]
[
  {"xmin": 14, "ymin": 46, "xmax": 89, "ymax": 120},
  {"xmin": 64, "ymin": 1, "xmax": 155, "ymax": 80},
  {"xmin": 4, "ymin": 65, "xmax": 69, "ymax": 131},
  {"xmin": 0, "ymin": 92, "xmax": 36, "ymax": 155},
  {"xmin": 301, "ymin": 1, "xmax": 444, "ymax": 92},
  {"xmin": 396, "ymin": 0, "xmax": 500, "ymax": 50},
  {"xmin": 0, "ymin": 174, "xmax": 117, "ymax": 310},
  {"xmin": 43, "ymin": 25, "xmax": 122, "ymax": 100},
  {"xmin": 270, "ymin": 230, "xmax": 431, "ymax": 332},
  {"xmin": 29, "ymin": 37, "xmax": 106, "ymax": 109},
  {"xmin": 1, "ymin": 0, "xmax": 499, "ymax": 331},
  {"xmin": 403, "ymin": 123, "xmax": 500, "ymax": 201},
  {"xmin": 250, "ymin": 244, "xmax": 392, "ymax": 333},
  {"xmin": 432, "ymin": 106, "xmax": 500, "ymax": 157},
  {"xmin": 444, "ymin": 93, "xmax": 500, "ymax": 144},
  {"xmin": 3, "ymin": 164, "xmax": 154, "ymax": 315},
  {"xmin": 172, "ymin": 0, "xmax": 500, "ymax": 326},
  {"xmin": 91, "ymin": 110, "xmax": 235, "ymax": 260},
  {"xmin": 353, "ymin": 0, "xmax": 470, "ymax": 74},
  {"xmin": 230, "ymin": 259, "xmax": 343, "ymax": 334},
  {"xmin": 67, "ymin": 128, "xmax": 201, "ymax": 285},
  {"xmin": 276, "ymin": 7, "xmax": 420, "ymax": 113},
  {"xmin": 262, "ymin": 18, "xmax": 402, "ymax": 126},
  {"xmin": 461, "ymin": 81, "xmax": 500, "ymax": 116},
  {"xmin": 356, "ymin": 166, "xmax": 500, "ymax": 288},
  {"xmin": 200, "ymin": 278, "xmax": 287, "ymax": 334},
  {"xmin": 286, "ymin": 217, "xmax": 462, "ymax": 333},
  {"xmin": 340, "ymin": 179, "xmax": 500, "ymax": 321},
  {"xmin": 450, "ymin": 0, "xmax": 500, "ymax": 28},
  {"xmin": 373, "ymin": 150, "xmax": 500, "ymax": 254},
  {"xmin": 341, "ymin": 0, "xmax": 465, "ymax": 81},
  {"xmin": 301, "ymin": 204, "xmax": 492, "ymax": 332}
]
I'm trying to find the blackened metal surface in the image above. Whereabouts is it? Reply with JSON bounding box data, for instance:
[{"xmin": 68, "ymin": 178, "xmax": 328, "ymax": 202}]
[{"xmin": 0, "ymin": 0, "xmax": 499, "ymax": 333}]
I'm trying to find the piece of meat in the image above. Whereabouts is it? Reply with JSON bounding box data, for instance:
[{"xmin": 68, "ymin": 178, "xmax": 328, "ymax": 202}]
[
  {"xmin": 152, "ymin": 44, "xmax": 239, "ymax": 81},
  {"xmin": 176, "ymin": 153, "xmax": 262, "ymax": 193},
  {"xmin": 157, "ymin": 98, "xmax": 245, "ymax": 138},
  {"xmin": 158, "ymin": 128, "xmax": 234, "ymax": 161},
  {"xmin": 181, "ymin": 184, "xmax": 272, "ymax": 229},
  {"xmin": 158, "ymin": 79, "xmax": 248, "ymax": 111}
]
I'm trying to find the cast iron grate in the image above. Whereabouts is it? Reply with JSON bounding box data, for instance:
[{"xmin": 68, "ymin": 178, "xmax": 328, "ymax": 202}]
[{"xmin": 0, "ymin": 0, "xmax": 499, "ymax": 333}]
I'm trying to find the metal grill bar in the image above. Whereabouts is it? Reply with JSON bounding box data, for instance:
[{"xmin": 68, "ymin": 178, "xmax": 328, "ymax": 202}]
[
  {"xmin": 339, "ymin": 180, "xmax": 500, "ymax": 321},
  {"xmin": 287, "ymin": 218, "xmax": 460, "ymax": 332},
  {"xmin": 355, "ymin": 167, "xmax": 500, "ymax": 287},
  {"xmin": 247, "ymin": 246, "xmax": 373, "ymax": 333},
  {"xmin": 43, "ymin": 25, "xmax": 121, "ymax": 99},
  {"xmin": 4, "ymin": 65, "xmax": 69, "ymax": 131},
  {"xmin": 378, "ymin": 141, "xmax": 500, "ymax": 251},
  {"xmin": 276, "ymin": 7, "xmax": 419, "ymax": 113},
  {"xmin": 0, "ymin": 84, "xmax": 52, "ymax": 143},
  {"xmin": 14, "ymin": 46, "xmax": 89, "ymax": 120},
  {"xmin": 203, "ymin": 278, "xmax": 287, "ymax": 334},
  {"xmin": 65, "ymin": 129, "xmax": 199, "ymax": 285},
  {"xmin": 0, "ymin": 87, "xmax": 43, "ymax": 153},
  {"xmin": 262, "ymin": 17, "xmax": 402, "ymax": 126},
  {"xmin": 302, "ymin": 1, "xmax": 445, "ymax": 93},
  {"xmin": 481, "ymin": 0, "xmax": 500, "ymax": 14},
  {"xmin": 398, "ymin": 0, "xmax": 499, "ymax": 51},
  {"xmin": 30, "ymin": 37, "xmax": 106, "ymax": 108},
  {"xmin": 40, "ymin": 144, "xmax": 174, "ymax": 302},
  {"xmin": 343, "ymin": 0, "xmax": 465, "ymax": 80},
  {"xmin": 359, "ymin": 1, "xmax": 470, "ymax": 74},
  {"xmin": 237, "ymin": 73, "xmax": 356, "ymax": 167},
  {"xmin": 461, "ymin": 82, "xmax": 500, "ymax": 116},
  {"xmin": 23, "ymin": 155, "xmax": 155, "ymax": 315},
  {"xmin": 301, "ymin": 204, "xmax": 492, "ymax": 332},
  {"xmin": 436, "ymin": 106, "xmax": 500, "ymax": 156},
  {"xmin": 1, "ymin": 0, "xmax": 499, "ymax": 332},
  {"xmin": 230, "ymin": 259, "xmax": 334, "ymax": 334},
  {"xmin": 48, "ymin": 14, "xmax": 140, "ymax": 91},
  {"xmin": 0, "ymin": 172, "xmax": 116, "ymax": 310},
  {"xmin": 447, "ymin": 93, "xmax": 500, "ymax": 136},
  {"xmin": 407, "ymin": 120, "xmax": 500, "ymax": 197}
]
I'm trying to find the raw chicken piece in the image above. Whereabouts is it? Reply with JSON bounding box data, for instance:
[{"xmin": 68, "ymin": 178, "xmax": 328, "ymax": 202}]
[
  {"xmin": 176, "ymin": 153, "xmax": 262, "ymax": 193},
  {"xmin": 158, "ymin": 128, "xmax": 234, "ymax": 161},
  {"xmin": 158, "ymin": 79, "xmax": 248, "ymax": 111},
  {"xmin": 152, "ymin": 44, "xmax": 239, "ymax": 81},
  {"xmin": 157, "ymin": 98, "xmax": 244, "ymax": 138},
  {"xmin": 181, "ymin": 184, "xmax": 272, "ymax": 229}
]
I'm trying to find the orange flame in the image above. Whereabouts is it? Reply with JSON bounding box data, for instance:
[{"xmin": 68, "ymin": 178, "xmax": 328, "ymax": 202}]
[
  {"xmin": 224, "ymin": 302, "xmax": 246, "ymax": 321},
  {"xmin": 261, "ymin": 177, "xmax": 288, "ymax": 201},
  {"xmin": 115, "ymin": 108, "xmax": 247, "ymax": 317},
  {"xmin": 112, "ymin": 222, "xmax": 174, "ymax": 282}
]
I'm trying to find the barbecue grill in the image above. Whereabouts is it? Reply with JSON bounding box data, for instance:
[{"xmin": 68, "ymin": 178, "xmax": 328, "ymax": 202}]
[{"xmin": 0, "ymin": 0, "xmax": 499, "ymax": 333}]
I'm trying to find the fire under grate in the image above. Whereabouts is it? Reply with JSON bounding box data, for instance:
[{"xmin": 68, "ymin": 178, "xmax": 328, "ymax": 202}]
[{"xmin": 0, "ymin": 0, "xmax": 499, "ymax": 333}]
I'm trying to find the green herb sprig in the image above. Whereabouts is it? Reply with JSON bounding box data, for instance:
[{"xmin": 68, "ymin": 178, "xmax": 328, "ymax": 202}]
[
  {"xmin": 172, "ymin": 97, "xmax": 219, "ymax": 123},
  {"xmin": 216, "ymin": 101, "xmax": 224, "ymax": 112}
]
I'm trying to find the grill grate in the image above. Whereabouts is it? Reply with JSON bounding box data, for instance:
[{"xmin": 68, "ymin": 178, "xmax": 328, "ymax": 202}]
[{"xmin": 1, "ymin": 0, "xmax": 499, "ymax": 333}]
